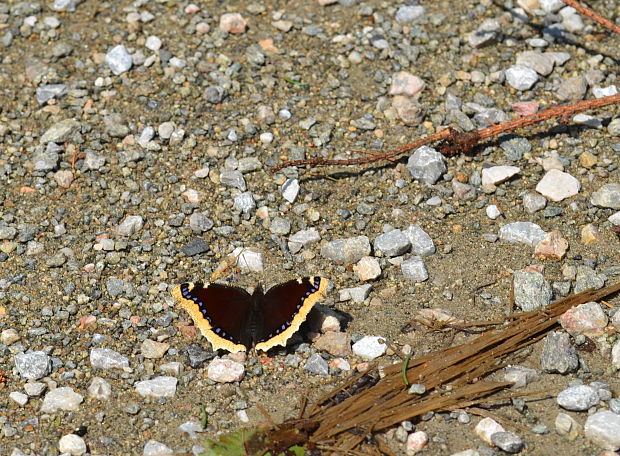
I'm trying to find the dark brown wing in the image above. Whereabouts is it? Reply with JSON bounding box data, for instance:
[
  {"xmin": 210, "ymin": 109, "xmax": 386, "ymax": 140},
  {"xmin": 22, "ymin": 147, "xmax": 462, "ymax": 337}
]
[
  {"xmin": 254, "ymin": 277, "xmax": 328, "ymax": 352},
  {"xmin": 172, "ymin": 282, "xmax": 252, "ymax": 352}
]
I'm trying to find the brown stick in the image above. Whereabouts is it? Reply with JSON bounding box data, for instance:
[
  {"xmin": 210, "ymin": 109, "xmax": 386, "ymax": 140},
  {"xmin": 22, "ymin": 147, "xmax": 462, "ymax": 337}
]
[
  {"xmin": 562, "ymin": 0, "xmax": 620, "ymax": 35},
  {"xmin": 271, "ymin": 94, "xmax": 620, "ymax": 172}
]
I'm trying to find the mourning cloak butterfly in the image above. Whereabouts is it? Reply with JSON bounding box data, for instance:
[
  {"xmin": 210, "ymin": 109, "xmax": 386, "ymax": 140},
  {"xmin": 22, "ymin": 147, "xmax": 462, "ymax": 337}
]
[{"xmin": 172, "ymin": 277, "xmax": 328, "ymax": 353}]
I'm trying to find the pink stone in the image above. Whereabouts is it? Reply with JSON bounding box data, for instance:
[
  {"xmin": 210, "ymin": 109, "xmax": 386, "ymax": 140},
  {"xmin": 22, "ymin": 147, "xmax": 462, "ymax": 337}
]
[
  {"xmin": 353, "ymin": 256, "xmax": 381, "ymax": 281},
  {"xmin": 182, "ymin": 188, "xmax": 201, "ymax": 203},
  {"xmin": 535, "ymin": 169, "xmax": 580, "ymax": 202},
  {"xmin": 54, "ymin": 170, "xmax": 74, "ymax": 188},
  {"xmin": 406, "ymin": 431, "xmax": 428, "ymax": 454},
  {"xmin": 392, "ymin": 96, "xmax": 424, "ymax": 126},
  {"xmin": 512, "ymin": 101, "xmax": 539, "ymax": 116},
  {"xmin": 219, "ymin": 13, "xmax": 247, "ymax": 34},
  {"xmin": 207, "ymin": 358, "xmax": 245, "ymax": 383},
  {"xmin": 313, "ymin": 332, "xmax": 352, "ymax": 357},
  {"xmin": 389, "ymin": 72, "xmax": 425, "ymax": 97},
  {"xmin": 534, "ymin": 229, "xmax": 568, "ymax": 259},
  {"xmin": 185, "ymin": 3, "xmax": 200, "ymax": 14},
  {"xmin": 559, "ymin": 302, "xmax": 608, "ymax": 337}
]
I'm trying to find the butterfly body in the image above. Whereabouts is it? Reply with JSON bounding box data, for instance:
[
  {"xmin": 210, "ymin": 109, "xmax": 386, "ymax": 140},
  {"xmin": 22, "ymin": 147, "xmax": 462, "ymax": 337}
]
[{"xmin": 172, "ymin": 277, "xmax": 328, "ymax": 353}]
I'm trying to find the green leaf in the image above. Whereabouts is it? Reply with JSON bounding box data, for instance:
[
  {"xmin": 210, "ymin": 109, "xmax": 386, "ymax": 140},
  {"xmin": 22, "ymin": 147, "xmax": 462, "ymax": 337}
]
[{"xmin": 202, "ymin": 428, "xmax": 256, "ymax": 456}]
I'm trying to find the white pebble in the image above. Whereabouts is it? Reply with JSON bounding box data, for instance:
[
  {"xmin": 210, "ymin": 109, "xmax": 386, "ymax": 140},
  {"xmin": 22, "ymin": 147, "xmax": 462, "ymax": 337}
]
[
  {"xmin": 352, "ymin": 336, "xmax": 387, "ymax": 360},
  {"xmin": 58, "ymin": 434, "xmax": 87, "ymax": 456},
  {"xmin": 486, "ymin": 205, "xmax": 501, "ymax": 220},
  {"xmin": 207, "ymin": 358, "xmax": 245, "ymax": 383}
]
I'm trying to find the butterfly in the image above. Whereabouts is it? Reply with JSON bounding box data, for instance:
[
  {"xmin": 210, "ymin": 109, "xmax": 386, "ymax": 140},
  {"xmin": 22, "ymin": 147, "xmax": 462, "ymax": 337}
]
[{"xmin": 172, "ymin": 277, "xmax": 328, "ymax": 353}]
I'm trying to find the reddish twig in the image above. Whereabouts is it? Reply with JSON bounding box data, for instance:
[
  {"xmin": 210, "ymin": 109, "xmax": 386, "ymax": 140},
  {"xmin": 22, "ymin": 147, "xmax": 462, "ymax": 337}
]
[
  {"xmin": 270, "ymin": 128, "xmax": 452, "ymax": 173},
  {"xmin": 562, "ymin": 0, "xmax": 620, "ymax": 35},
  {"xmin": 271, "ymin": 94, "xmax": 620, "ymax": 172}
]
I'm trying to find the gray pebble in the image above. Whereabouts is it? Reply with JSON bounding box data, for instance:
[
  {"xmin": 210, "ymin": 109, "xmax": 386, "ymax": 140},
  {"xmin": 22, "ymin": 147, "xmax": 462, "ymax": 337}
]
[
  {"xmin": 557, "ymin": 385, "xmax": 599, "ymax": 411},
  {"xmin": 574, "ymin": 266, "xmax": 605, "ymax": 293},
  {"xmin": 40, "ymin": 118, "xmax": 81, "ymax": 144},
  {"xmin": 513, "ymin": 270, "xmax": 552, "ymax": 311},
  {"xmin": 106, "ymin": 45, "xmax": 133, "ymax": 75},
  {"xmin": 523, "ymin": 193, "xmax": 547, "ymax": 213},
  {"xmin": 490, "ymin": 432, "xmax": 524, "ymax": 454},
  {"xmin": 395, "ymin": 5, "xmax": 425, "ymax": 23},
  {"xmin": 556, "ymin": 76, "xmax": 587, "ymax": 102},
  {"xmin": 321, "ymin": 236, "xmax": 371, "ymax": 264},
  {"xmin": 590, "ymin": 183, "xmax": 620, "ymax": 209},
  {"xmin": 14, "ymin": 351, "xmax": 52, "ymax": 380},
  {"xmin": 304, "ymin": 353, "xmax": 329, "ymax": 375},
  {"xmin": 238, "ymin": 157, "xmax": 262, "ymax": 173},
  {"xmin": 90, "ymin": 348, "xmax": 129, "ymax": 369},
  {"xmin": 401, "ymin": 257, "xmax": 428, "ymax": 282},
  {"xmin": 500, "ymin": 135, "xmax": 531, "ymax": 162},
  {"xmin": 0, "ymin": 226, "xmax": 17, "ymax": 240},
  {"xmin": 84, "ymin": 150, "xmax": 106, "ymax": 170},
  {"xmin": 498, "ymin": 222, "xmax": 547, "ymax": 247},
  {"xmin": 339, "ymin": 284, "xmax": 372, "ymax": 303},
  {"xmin": 220, "ymin": 170, "xmax": 246, "ymax": 191},
  {"xmin": 373, "ymin": 230, "xmax": 411, "ymax": 257},
  {"xmin": 403, "ymin": 225, "xmax": 435, "ymax": 257},
  {"xmin": 184, "ymin": 343, "xmax": 215, "ymax": 368},
  {"xmin": 88, "ymin": 376, "xmax": 112, "ymax": 400},
  {"xmin": 181, "ymin": 238, "xmax": 210, "ymax": 256},
  {"xmin": 105, "ymin": 277, "xmax": 126, "ymax": 297},
  {"xmin": 33, "ymin": 143, "xmax": 60, "ymax": 172},
  {"xmin": 467, "ymin": 18, "xmax": 501, "ymax": 47},
  {"xmin": 204, "ymin": 86, "xmax": 227, "ymax": 104},
  {"xmin": 541, "ymin": 331, "xmax": 579, "ymax": 374},
  {"xmin": 179, "ymin": 421, "xmax": 203, "ymax": 440},
  {"xmin": 406, "ymin": 146, "xmax": 447, "ymax": 185},
  {"xmin": 35, "ymin": 84, "xmax": 67, "ymax": 105},
  {"xmin": 269, "ymin": 217, "xmax": 291, "ymax": 235},
  {"xmin": 189, "ymin": 213, "xmax": 213, "ymax": 232},
  {"xmin": 116, "ymin": 215, "xmax": 144, "ymax": 236}
]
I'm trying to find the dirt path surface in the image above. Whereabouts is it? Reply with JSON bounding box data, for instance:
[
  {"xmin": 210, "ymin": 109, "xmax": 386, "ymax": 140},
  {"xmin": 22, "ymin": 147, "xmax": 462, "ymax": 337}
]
[{"xmin": 1, "ymin": 0, "xmax": 619, "ymax": 455}]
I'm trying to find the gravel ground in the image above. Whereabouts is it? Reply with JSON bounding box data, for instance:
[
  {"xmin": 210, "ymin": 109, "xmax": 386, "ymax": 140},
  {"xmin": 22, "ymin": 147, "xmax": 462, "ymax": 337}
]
[{"xmin": 1, "ymin": 0, "xmax": 620, "ymax": 455}]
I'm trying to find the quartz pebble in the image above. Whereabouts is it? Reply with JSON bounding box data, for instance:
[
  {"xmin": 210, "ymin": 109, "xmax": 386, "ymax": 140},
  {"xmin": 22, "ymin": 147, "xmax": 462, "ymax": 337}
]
[
  {"xmin": 58, "ymin": 434, "xmax": 87, "ymax": 456},
  {"xmin": 219, "ymin": 13, "xmax": 247, "ymax": 34},
  {"xmin": 406, "ymin": 431, "xmax": 428, "ymax": 454},
  {"xmin": 401, "ymin": 257, "xmax": 428, "ymax": 282},
  {"xmin": 534, "ymin": 229, "xmax": 568, "ymax": 259},
  {"xmin": 353, "ymin": 256, "xmax": 381, "ymax": 281},
  {"xmin": 14, "ymin": 351, "xmax": 52, "ymax": 380},
  {"xmin": 207, "ymin": 358, "xmax": 245, "ymax": 383},
  {"xmin": 106, "ymin": 44, "xmax": 132, "ymax": 75},
  {"xmin": 24, "ymin": 382, "xmax": 46, "ymax": 397},
  {"xmin": 141, "ymin": 339, "xmax": 170, "ymax": 359},
  {"xmin": 499, "ymin": 222, "xmax": 547, "ymax": 247},
  {"xmin": 116, "ymin": 215, "xmax": 144, "ymax": 236},
  {"xmin": 281, "ymin": 178, "xmax": 300, "ymax": 203},
  {"xmin": 389, "ymin": 71, "xmax": 425, "ymax": 97},
  {"xmin": 40, "ymin": 387, "xmax": 84, "ymax": 412},
  {"xmin": 585, "ymin": 411, "xmax": 620, "ymax": 451},
  {"xmin": 505, "ymin": 65, "xmax": 538, "ymax": 90},
  {"xmin": 135, "ymin": 376, "xmax": 178, "ymax": 398},
  {"xmin": 536, "ymin": 169, "xmax": 580, "ymax": 201},
  {"xmin": 352, "ymin": 336, "xmax": 387, "ymax": 359},
  {"xmin": 475, "ymin": 417, "xmax": 505, "ymax": 445},
  {"xmin": 90, "ymin": 348, "xmax": 129, "ymax": 370},
  {"xmin": 559, "ymin": 302, "xmax": 607, "ymax": 337},
  {"xmin": 9, "ymin": 391, "xmax": 28, "ymax": 405},
  {"xmin": 143, "ymin": 440, "xmax": 174, "ymax": 456},
  {"xmin": 481, "ymin": 165, "xmax": 520, "ymax": 187},
  {"xmin": 556, "ymin": 412, "xmax": 581, "ymax": 438},
  {"xmin": 504, "ymin": 365, "xmax": 539, "ymax": 388},
  {"xmin": 88, "ymin": 376, "xmax": 112, "ymax": 400},
  {"xmin": 580, "ymin": 224, "xmax": 600, "ymax": 244}
]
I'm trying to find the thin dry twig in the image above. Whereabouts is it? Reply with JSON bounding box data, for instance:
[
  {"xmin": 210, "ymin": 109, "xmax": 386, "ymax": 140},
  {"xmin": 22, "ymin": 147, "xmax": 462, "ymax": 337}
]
[
  {"xmin": 271, "ymin": 94, "xmax": 620, "ymax": 173},
  {"xmin": 561, "ymin": 0, "xmax": 620, "ymax": 35}
]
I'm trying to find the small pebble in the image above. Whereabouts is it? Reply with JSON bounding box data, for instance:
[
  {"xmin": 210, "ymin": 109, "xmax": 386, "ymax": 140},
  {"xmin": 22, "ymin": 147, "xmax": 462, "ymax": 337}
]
[
  {"xmin": 352, "ymin": 336, "xmax": 387, "ymax": 360},
  {"xmin": 207, "ymin": 358, "xmax": 245, "ymax": 383}
]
